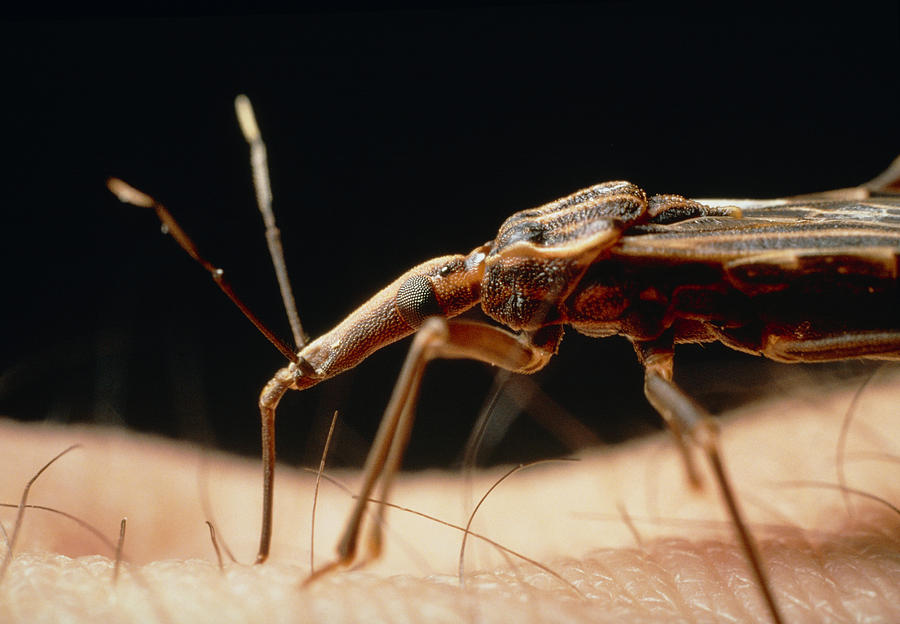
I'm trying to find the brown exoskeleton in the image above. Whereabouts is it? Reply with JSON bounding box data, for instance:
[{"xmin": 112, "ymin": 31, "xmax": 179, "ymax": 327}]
[{"xmin": 110, "ymin": 97, "xmax": 900, "ymax": 624}]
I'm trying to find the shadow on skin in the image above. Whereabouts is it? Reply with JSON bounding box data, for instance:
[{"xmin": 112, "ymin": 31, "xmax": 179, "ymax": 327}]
[{"xmin": 0, "ymin": 373, "xmax": 898, "ymax": 623}]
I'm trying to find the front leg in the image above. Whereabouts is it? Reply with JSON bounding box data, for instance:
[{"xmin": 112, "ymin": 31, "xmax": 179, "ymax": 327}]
[
  {"xmin": 634, "ymin": 337, "xmax": 783, "ymax": 624},
  {"xmin": 307, "ymin": 318, "xmax": 563, "ymax": 582}
]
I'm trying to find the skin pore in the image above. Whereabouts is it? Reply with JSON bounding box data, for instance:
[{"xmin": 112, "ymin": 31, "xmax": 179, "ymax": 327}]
[{"xmin": 0, "ymin": 371, "xmax": 898, "ymax": 623}]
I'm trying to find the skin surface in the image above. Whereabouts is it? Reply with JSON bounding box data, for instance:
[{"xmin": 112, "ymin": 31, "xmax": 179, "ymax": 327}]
[{"xmin": 0, "ymin": 372, "xmax": 898, "ymax": 623}]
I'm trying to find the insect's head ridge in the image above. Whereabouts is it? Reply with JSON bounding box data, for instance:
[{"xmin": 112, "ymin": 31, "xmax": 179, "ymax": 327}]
[{"xmin": 489, "ymin": 180, "xmax": 648, "ymax": 260}]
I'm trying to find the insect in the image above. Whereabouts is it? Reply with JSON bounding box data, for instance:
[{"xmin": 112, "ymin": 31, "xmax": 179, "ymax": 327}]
[{"xmin": 108, "ymin": 97, "xmax": 900, "ymax": 624}]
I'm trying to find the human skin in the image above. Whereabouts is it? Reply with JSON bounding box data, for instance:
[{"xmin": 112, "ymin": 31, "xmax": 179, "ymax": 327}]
[{"xmin": 0, "ymin": 373, "xmax": 898, "ymax": 623}]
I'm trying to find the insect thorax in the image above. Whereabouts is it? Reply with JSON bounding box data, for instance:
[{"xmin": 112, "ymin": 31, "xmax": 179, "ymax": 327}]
[{"xmin": 480, "ymin": 181, "xmax": 648, "ymax": 329}]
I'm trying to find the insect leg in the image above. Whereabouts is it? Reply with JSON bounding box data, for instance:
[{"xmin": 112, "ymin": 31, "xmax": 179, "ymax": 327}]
[
  {"xmin": 306, "ymin": 318, "xmax": 560, "ymax": 582},
  {"xmin": 632, "ymin": 341, "xmax": 702, "ymax": 487},
  {"xmin": 637, "ymin": 339, "xmax": 784, "ymax": 624},
  {"xmin": 761, "ymin": 329, "xmax": 900, "ymax": 363}
]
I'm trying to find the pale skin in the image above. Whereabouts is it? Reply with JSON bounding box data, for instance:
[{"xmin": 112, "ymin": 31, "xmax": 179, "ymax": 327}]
[{"xmin": 0, "ymin": 370, "xmax": 898, "ymax": 623}]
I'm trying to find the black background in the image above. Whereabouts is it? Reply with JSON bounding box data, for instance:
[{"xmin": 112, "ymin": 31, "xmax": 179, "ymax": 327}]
[{"xmin": 3, "ymin": 3, "xmax": 899, "ymax": 470}]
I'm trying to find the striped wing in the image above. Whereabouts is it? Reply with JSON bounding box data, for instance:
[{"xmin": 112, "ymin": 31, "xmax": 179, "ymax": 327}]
[{"xmin": 616, "ymin": 196, "xmax": 900, "ymax": 262}]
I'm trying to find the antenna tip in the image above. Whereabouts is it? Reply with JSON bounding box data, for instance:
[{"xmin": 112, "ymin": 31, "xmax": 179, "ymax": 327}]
[
  {"xmin": 235, "ymin": 94, "xmax": 260, "ymax": 142},
  {"xmin": 107, "ymin": 177, "xmax": 155, "ymax": 208}
]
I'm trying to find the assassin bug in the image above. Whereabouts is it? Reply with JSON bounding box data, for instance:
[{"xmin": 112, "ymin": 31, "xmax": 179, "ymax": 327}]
[{"xmin": 109, "ymin": 96, "xmax": 900, "ymax": 624}]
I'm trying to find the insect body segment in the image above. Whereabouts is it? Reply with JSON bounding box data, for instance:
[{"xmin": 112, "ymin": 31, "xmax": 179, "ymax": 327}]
[
  {"xmin": 482, "ymin": 181, "xmax": 644, "ymax": 331},
  {"xmin": 114, "ymin": 128, "xmax": 900, "ymax": 624},
  {"xmin": 261, "ymin": 179, "xmax": 900, "ymax": 561},
  {"xmin": 275, "ymin": 172, "xmax": 900, "ymax": 623},
  {"xmin": 287, "ymin": 249, "xmax": 488, "ymax": 389}
]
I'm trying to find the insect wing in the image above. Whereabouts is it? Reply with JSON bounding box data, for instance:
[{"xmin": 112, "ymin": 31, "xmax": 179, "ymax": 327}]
[
  {"xmin": 617, "ymin": 196, "xmax": 900, "ymax": 262},
  {"xmin": 614, "ymin": 196, "xmax": 900, "ymax": 294},
  {"xmin": 606, "ymin": 195, "xmax": 900, "ymax": 361}
]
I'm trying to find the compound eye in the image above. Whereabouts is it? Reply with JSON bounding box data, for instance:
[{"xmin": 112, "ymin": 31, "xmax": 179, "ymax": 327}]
[{"xmin": 396, "ymin": 275, "xmax": 443, "ymax": 329}]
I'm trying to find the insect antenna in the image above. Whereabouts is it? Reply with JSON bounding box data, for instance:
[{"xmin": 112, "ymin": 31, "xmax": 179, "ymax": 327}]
[
  {"xmin": 235, "ymin": 94, "xmax": 307, "ymax": 350},
  {"xmin": 106, "ymin": 178, "xmax": 299, "ymax": 366}
]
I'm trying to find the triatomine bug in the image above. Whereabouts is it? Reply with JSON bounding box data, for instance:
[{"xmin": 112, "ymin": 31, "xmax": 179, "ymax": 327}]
[{"xmin": 109, "ymin": 96, "xmax": 900, "ymax": 624}]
